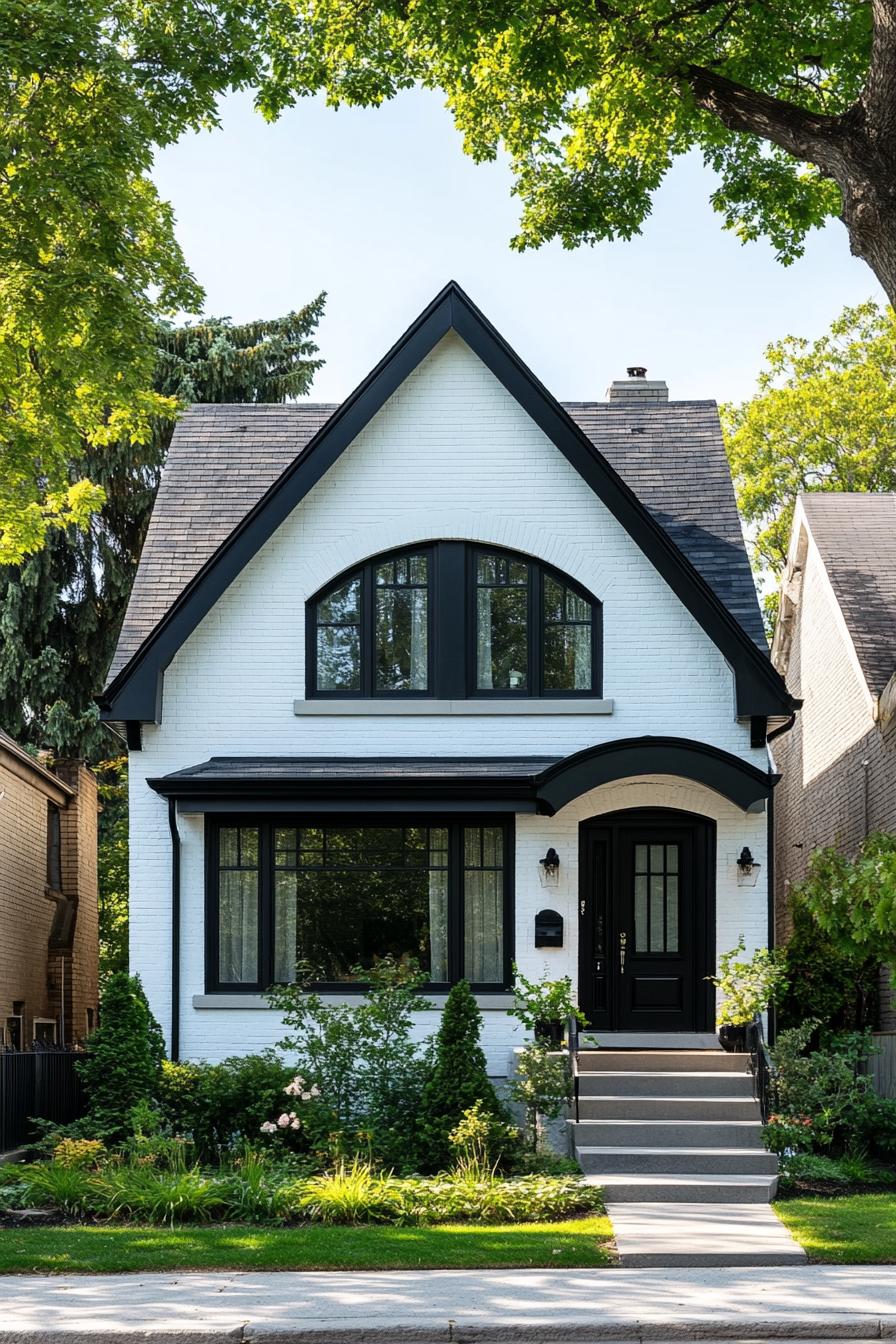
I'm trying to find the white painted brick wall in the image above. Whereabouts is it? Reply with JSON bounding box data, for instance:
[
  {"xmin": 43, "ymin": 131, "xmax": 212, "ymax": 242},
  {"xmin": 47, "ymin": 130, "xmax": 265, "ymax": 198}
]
[{"xmin": 128, "ymin": 333, "xmax": 769, "ymax": 1071}]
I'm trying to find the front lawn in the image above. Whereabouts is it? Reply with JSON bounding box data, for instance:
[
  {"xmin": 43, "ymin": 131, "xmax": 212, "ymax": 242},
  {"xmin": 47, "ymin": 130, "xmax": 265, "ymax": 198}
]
[
  {"xmin": 775, "ymin": 1194, "xmax": 896, "ymax": 1264},
  {"xmin": 0, "ymin": 1217, "xmax": 615, "ymax": 1273}
]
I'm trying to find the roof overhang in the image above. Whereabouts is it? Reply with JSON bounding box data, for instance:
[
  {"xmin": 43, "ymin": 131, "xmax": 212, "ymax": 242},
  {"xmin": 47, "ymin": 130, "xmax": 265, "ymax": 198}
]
[
  {"xmin": 101, "ymin": 282, "xmax": 795, "ymax": 732},
  {"xmin": 148, "ymin": 737, "xmax": 776, "ymax": 816}
]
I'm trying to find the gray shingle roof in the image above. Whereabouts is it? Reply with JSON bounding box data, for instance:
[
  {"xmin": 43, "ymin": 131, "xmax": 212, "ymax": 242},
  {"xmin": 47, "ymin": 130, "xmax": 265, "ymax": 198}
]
[
  {"xmin": 107, "ymin": 397, "xmax": 764, "ymax": 685},
  {"xmin": 801, "ymin": 492, "xmax": 896, "ymax": 697}
]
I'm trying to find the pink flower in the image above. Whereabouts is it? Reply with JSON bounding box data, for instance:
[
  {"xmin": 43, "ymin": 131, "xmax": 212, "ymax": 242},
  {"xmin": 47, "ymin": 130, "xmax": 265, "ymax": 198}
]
[
  {"xmin": 260, "ymin": 1121, "xmax": 277, "ymax": 1134},
  {"xmin": 277, "ymin": 1113, "xmax": 291, "ymax": 1128},
  {"xmin": 290, "ymin": 1117, "xmax": 301, "ymax": 1130}
]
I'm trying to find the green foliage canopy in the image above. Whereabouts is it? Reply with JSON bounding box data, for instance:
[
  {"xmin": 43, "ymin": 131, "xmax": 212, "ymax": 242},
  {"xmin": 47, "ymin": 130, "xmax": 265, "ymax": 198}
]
[
  {"xmin": 250, "ymin": 0, "xmax": 896, "ymax": 302},
  {"xmin": 724, "ymin": 302, "xmax": 896, "ymax": 608},
  {"xmin": 794, "ymin": 832, "xmax": 896, "ymax": 970},
  {"xmin": 0, "ymin": 0, "xmax": 262, "ymax": 562}
]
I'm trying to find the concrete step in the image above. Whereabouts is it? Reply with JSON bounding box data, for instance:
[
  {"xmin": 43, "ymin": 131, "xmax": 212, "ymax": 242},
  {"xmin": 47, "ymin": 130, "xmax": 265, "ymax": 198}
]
[
  {"xmin": 577, "ymin": 1070, "xmax": 755, "ymax": 1097},
  {"xmin": 605, "ymin": 1201, "xmax": 807, "ymax": 1266},
  {"xmin": 576, "ymin": 1095, "xmax": 761, "ymax": 1120},
  {"xmin": 575, "ymin": 1146, "xmax": 779, "ymax": 1175},
  {"xmin": 578, "ymin": 1049, "xmax": 749, "ymax": 1074},
  {"xmin": 571, "ymin": 1118, "xmax": 764, "ymax": 1148},
  {"xmin": 584, "ymin": 1173, "xmax": 779, "ymax": 1203}
]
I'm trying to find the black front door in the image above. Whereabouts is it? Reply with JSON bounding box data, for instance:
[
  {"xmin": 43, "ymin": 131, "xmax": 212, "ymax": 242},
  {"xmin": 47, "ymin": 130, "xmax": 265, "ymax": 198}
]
[{"xmin": 579, "ymin": 809, "xmax": 714, "ymax": 1032}]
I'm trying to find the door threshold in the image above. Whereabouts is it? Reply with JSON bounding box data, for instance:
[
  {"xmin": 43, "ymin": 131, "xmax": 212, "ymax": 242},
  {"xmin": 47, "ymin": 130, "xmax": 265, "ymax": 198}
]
[{"xmin": 579, "ymin": 1032, "xmax": 720, "ymax": 1050}]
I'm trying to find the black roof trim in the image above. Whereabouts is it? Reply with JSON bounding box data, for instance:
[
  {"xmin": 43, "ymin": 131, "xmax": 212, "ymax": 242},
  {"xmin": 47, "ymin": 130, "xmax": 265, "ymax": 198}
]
[
  {"xmin": 101, "ymin": 281, "xmax": 794, "ymax": 722},
  {"xmin": 147, "ymin": 737, "xmax": 775, "ymax": 815}
]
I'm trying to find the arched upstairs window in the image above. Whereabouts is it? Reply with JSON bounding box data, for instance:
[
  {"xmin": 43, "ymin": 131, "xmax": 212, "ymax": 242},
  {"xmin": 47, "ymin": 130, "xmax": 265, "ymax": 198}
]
[{"xmin": 307, "ymin": 543, "xmax": 601, "ymax": 699}]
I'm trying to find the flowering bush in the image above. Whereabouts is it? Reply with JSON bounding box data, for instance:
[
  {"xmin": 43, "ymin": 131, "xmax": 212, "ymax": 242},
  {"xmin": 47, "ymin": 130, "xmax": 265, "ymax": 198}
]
[{"xmin": 259, "ymin": 1075, "xmax": 322, "ymax": 1143}]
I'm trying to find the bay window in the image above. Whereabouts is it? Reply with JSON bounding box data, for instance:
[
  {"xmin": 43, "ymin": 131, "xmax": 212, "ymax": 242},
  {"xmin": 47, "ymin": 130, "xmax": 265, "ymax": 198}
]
[{"xmin": 207, "ymin": 818, "xmax": 512, "ymax": 991}]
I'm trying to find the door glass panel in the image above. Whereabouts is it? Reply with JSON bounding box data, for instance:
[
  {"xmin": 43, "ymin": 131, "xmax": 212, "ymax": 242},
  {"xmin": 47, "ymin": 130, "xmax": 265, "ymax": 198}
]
[{"xmin": 633, "ymin": 840, "xmax": 681, "ymax": 954}]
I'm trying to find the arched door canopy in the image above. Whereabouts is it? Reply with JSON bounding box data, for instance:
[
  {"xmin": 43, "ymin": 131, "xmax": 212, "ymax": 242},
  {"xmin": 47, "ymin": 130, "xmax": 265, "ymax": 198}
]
[{"xmin": 535, "ymin": 736, "xmax": 776, "ymax": 815}]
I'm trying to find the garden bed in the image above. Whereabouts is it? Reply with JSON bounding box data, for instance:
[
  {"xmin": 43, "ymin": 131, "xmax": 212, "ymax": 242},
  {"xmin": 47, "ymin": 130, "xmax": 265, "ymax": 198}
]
[{"xmin": 0, "ymin": 1217, "xmax": 616, "ymax": 1273}]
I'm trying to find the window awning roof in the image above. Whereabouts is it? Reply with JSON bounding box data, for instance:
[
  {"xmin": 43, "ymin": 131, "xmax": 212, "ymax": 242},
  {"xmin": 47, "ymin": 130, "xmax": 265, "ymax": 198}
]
[{"xmin": 148, "ymin": 738, "xmax": 777, "ymax": 815}]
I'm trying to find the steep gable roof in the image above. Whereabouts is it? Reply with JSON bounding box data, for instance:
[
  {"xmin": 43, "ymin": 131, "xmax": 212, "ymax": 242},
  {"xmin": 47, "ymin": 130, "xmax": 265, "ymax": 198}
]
[
  {"xmin": 799, "ymin": 492, "xmax": 896, "ymax": 698},
  {"xmin": 101, "ymin": 282, "xmax": 792, "ymax": 726}
]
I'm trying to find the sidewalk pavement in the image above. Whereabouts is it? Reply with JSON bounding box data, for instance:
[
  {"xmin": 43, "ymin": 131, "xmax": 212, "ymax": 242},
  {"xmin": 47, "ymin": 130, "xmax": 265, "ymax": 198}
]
[{"xmin": 1, "ymin": 1266, "xmax": 896, "ymax": 1341}]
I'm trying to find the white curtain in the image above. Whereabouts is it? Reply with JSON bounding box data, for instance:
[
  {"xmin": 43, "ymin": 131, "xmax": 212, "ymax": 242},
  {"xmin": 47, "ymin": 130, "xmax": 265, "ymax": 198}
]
[{"xmin": 410, "ymin": 588, "xmax": 428, "ymax": 690}]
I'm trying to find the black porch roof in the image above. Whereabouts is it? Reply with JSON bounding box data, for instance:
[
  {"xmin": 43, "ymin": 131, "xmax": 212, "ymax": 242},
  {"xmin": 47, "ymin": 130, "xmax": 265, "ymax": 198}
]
[{"xmin": 148, "ymin": 739, "xmax": 776, "ymax": 815}]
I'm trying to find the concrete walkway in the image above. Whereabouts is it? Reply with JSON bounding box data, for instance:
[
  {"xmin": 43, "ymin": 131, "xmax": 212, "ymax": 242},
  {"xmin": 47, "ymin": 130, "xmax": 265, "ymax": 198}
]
[
  {"xmin": 0, "ymin": 1267, "xmax": 895, "ymax": 1340},
  {"xmin": 606, "ymin": 1202, "xmax": 808, "ymax": 1266}
]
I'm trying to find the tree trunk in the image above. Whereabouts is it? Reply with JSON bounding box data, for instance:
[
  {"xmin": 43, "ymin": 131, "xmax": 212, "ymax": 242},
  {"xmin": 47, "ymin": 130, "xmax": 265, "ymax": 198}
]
[{"xmin": 837, "ymin": 146, "xmax": 896, "ymax": 309}]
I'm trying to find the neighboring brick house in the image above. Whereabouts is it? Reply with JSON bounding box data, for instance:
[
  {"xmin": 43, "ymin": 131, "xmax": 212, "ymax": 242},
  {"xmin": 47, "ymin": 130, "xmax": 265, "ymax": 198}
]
[
  {"xmin": 0, "ymin": 730, "xmax": 99, "ymax": 1048},
  {"xmin": 99, "ymin": 282, "xmax": 795, "ymax": 1072},
  {"xmin": 772, "ymin": 493, "xmax": 896, "ymax": 1031}
]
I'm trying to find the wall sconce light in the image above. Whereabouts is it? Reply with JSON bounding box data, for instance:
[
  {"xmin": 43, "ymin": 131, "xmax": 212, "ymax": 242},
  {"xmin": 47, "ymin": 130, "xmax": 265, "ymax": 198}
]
[
  {"xmin": 736, "ymin": 846, "xmax": 760, "ymax": 888},
  {"xmin": 539, "ymin": 847, "xmax": 560, "ymax": 888}
]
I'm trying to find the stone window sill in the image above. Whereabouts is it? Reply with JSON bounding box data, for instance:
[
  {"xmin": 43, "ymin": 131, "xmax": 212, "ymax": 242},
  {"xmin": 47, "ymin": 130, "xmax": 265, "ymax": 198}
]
[
  {"xmin": 192, "ymin": 993, "xmax": 515, "ymax": 1011},
  {"xmin": 294, "ymin": 698, "xmax": 613, "ymax": 717}
]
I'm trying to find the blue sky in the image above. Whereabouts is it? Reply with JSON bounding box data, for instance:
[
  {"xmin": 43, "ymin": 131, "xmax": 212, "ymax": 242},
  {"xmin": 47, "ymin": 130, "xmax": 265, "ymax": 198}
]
[{"xmin": 153, "ymin": 88, "xmax": 885, "ymax": 406}]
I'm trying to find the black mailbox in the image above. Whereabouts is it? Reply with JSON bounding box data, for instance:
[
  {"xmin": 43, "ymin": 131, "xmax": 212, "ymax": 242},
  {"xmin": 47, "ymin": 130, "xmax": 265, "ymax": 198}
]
[{"xmin": 534, "ymin": 908, "xmax": 563, "ymax": 948}]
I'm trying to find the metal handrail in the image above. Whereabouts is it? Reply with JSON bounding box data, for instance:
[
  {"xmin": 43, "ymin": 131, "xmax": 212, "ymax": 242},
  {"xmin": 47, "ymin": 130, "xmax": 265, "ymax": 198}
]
[
  {"xmin": 745, "ymin": 1017, "xmax": 775, "ymax": 1122},
  {"xmin": 567, "ymin": 1014, "xmax": 580, "ymax": 1123}
]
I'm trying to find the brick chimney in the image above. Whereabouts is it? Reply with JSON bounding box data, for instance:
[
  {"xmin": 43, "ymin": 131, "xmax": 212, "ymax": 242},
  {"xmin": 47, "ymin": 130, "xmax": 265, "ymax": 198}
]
[{"xmin": 607, "ymin": 366, "xmax": 669, "ymax": 404}]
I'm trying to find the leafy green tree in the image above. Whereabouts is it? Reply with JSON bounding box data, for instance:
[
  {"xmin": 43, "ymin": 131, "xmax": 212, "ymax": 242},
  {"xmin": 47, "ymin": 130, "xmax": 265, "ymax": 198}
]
[
  {"xmin": 417, "ymin": 980, "xmax": 502, "ymax": 1172},
  {"xmin": 0, "ymin": 302, "xmax": 325, "ymax": 975},
  {"xmin": 77, "ymin": 972, "xmax": 166, "ymax": 1140},
  {"xmin": 0, "ymin": 0, "xmax": 263, "ymax": 562},
  {"xmin": 0, "ymin": 300, "xmax": 325, "ymax": 761},
  {"xmin": 776, "ymin": 897, "xmax": 880, "ymax": 1035},
  {"xmin": 253, "ymin": 1, "xmax": 896, "ymax": 304},
  {"xmin": 724, "ymin": 301, "xmax": 896, "ymax": 621},
  {"xmin": 791, "ymin": 832, "xmax": 896, "ymax": 1029}
]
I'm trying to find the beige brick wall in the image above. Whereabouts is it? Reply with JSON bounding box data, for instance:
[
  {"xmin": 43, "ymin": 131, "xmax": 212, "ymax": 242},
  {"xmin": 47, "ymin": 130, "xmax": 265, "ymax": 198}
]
[
  {"xmin": 0, "ymin": 746, "xmax": 99, "ymax": 1048},
  {"xmin": 774, "ymin": 523, "xmax": 896, "ymax": 1031}
]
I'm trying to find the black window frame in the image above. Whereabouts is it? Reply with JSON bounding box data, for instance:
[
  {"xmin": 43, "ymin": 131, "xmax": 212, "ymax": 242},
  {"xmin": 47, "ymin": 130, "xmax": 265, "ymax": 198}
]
[
  {"xmin": 306, "ymin": 541, "xmax": 602, "ymax": 700},
  {"xmin": 204, "ymin": 813, "xmax": 515, "ymax": 994}
]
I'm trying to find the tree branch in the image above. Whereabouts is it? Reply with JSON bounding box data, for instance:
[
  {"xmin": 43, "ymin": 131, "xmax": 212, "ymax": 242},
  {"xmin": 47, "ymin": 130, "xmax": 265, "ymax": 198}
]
[{"xmin": 683, "ymin": 64, "xmax": 851, "ymax": 174}]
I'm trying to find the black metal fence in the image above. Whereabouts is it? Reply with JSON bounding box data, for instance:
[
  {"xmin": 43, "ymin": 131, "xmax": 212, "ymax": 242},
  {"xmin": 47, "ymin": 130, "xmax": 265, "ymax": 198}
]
[{"xmin": 0, "ymin": 1047, "xmax": 86, "ymax": 1152}]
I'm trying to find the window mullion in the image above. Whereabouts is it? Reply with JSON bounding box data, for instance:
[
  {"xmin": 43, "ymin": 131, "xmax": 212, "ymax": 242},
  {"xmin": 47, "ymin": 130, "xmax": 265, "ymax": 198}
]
[{"xmin": 363, "ymin": 564, "xmax": 374, "ymax": 697}]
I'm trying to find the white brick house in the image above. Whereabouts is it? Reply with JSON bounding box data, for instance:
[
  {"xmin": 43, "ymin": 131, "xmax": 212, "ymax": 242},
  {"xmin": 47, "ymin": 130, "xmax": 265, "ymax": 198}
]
[{"xmin": 101, "ymin": 284, "xmax": 795, "ymax": 1075}]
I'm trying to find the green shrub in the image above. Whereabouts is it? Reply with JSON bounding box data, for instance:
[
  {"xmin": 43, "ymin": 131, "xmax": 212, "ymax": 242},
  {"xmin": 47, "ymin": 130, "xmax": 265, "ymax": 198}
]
[
  {"xmin": 508, "ymin": 1042, "xmax": 572, "ymax": 1153},
  {"xmin": 52, "ymin": 1138, "xmax": 106, "ymax": 1169},
  {"xmin": 417, "ymin": 980, "xmax": 503, "ymax": 1172},
  {"xmin": 778, "ymin": 1151, "xmax": 889, "ymax": 1189},
  {"xmin": 767, "ymin": 1023, "xmax": 896, "ymax": 1156},
  {"xmin": 99, "ymin": 1163, "xmax": 225, "ymax": 1226},
  {"xmin": 401, "ymin": 1172, "xmax": 601, "ymax": 1224},
  {"xmin": 17, "ymin": 1163, "xmax": 98, "ymax": 1218},
  {"xmin": 267, "ymin": 957, "xmax": 432, "ymax": 1171},
  {"xmin": 508, "ymin": 965, "xmax": 587, "ymax": 1033},
  {"xmin": 287, "ymin": 1159, "xmax": 406, "ymax": 1224},
  {"xmin": 77, "ymin": 973, "xmax": 165, "ymax": 1141},
  {"xmin": 157, "ymin": 1053, "xmax": 295, "ymax": 1158},
  {"xmin": 708, "ymin": 938, "xmax": 786, "ymax": 1026},
  {"xmin": 776, "ymin": 898, "xmax": 879, "ymax": 1033}
]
